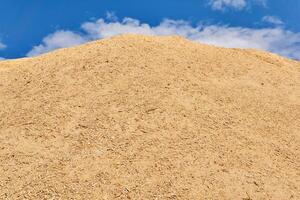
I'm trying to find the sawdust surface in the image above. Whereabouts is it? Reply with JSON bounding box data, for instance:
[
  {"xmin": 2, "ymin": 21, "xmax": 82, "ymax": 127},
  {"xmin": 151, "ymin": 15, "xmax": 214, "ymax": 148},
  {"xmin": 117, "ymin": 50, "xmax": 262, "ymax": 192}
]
[{"xmin": 0, "ymin": 34, "xmax": 299, "ymax": 199}]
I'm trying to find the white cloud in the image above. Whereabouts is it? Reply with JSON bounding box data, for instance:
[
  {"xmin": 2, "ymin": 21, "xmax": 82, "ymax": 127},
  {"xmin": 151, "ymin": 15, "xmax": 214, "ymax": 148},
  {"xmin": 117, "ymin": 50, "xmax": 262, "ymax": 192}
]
[
  {"xmin": 209, "ymin": 0, "xmax": 247, "ymax": 10},
  {"xmin": 262, "ymin": 15, "xmax": 284, "ymax": 25},
  {"xmin": 209, "ymin": 0, "xmax": 267, "ymax": 10},
  {"xmin": 0, "ymin": 41, "xmax": 6, "ymax": 50},
  {"xmin": 82, "ymin": 18, "xmax": 155, "ymax": 39},
  {"xmin": 191, "ymin": 26, "xmax": 300, "ymax": 60},
  {"xmin": 26, "ymin": 30, "xmax": 87, "ymax": 57},
  {"xmin": 26, "ymin": 17, "xmax": 300, "ymax": 60}
]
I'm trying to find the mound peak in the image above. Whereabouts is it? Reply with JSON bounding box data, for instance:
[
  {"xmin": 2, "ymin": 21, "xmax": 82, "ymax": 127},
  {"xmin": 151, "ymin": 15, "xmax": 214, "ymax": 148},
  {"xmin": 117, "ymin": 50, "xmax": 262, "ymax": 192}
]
[{"xmin": 0, "ymin": 34, "xmax": 299, "ymax": 199}]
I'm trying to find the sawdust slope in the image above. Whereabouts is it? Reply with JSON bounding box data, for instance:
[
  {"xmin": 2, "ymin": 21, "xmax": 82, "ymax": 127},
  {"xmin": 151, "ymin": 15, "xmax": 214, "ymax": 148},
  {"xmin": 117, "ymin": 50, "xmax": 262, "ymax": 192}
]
[{"xmin": 0, "ymin": 34, "xmax": 299, "ymax": 199}]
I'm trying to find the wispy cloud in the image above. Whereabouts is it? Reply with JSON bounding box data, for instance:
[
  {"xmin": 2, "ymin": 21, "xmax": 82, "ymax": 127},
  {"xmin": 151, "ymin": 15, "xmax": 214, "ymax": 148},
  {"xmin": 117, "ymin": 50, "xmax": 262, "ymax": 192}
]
[
  {"xmin": 262, "ymin": 15, "xmax": 284, "ymax": 25},
  {"xmin": 26, "ymin": 16, "xmax": 300, "ymax": 60},
  {"xmin": 254, "ymin": 0, "xmax": 268, "ymax": 7},
  {"xmin": 105, "ymin": 11, "xmax": 118, "ymax": 22},
  {"xmin": 0, "ymin": 41, "xmax": 6, "ymax": 60},
  {"xmin": 0, "ymin": 41, "xmax": 6, "ymax": 50}
]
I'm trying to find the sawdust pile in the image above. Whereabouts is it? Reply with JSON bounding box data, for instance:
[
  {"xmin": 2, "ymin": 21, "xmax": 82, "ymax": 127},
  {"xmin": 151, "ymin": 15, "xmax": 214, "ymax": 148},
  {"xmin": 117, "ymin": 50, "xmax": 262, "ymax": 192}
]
[{"xmin": 0, "ymin": 34, "xmax": 299, "ymax": 199}]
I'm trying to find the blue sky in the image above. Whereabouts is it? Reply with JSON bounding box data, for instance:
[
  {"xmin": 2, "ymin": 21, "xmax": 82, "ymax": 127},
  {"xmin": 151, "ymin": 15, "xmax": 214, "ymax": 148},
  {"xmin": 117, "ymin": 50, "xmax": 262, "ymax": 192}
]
[{"xmin": 0, "ymin": 0, "xmax": 300, "ymax": 60}]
